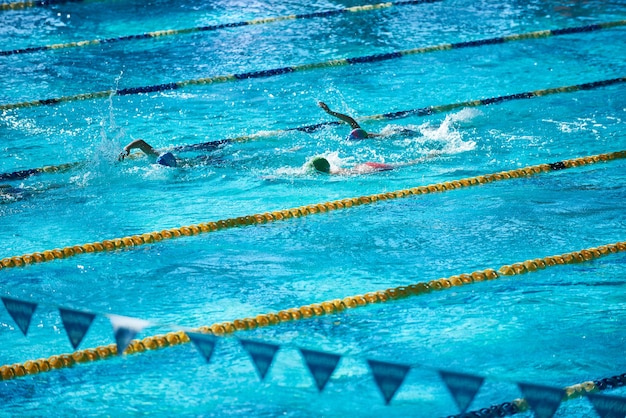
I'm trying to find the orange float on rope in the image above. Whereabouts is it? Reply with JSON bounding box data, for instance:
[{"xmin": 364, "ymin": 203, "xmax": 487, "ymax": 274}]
[
  {"xmin": 36, "ymin": 359, "xmax": 50, "ymax": 372},
  {"xmin": 233, "ymin": 319, "xmax": 248, "ymax": 330},
  {"xmin": 255, "ymin": 315, "xmax": 270, "ymax": 327},
  {"xmin": 310, "ymin": 304, "xmax": 324, "ymax": 316},
  {"xmin": 12, "ymin": 365, "xmax": 26, "ymax": 377},
  {"xmin": 122, "ymin": 237, "xmax": 135, "ymax": 246},
  {"xmin": 197, "ymin": 223, "xmax": 211, "ymax": 232},
  {"xmin": 0, "ymin": 365, "xmax": 15, "ymax": 380},
  {"xmin": 85, "ymin": 349, "xmax": 100, "ymax": 361},
  {"xmin": 364, "ymin": 292, "xmax": 380, "ymax": 303},
  {"xmin": 448, "ymin": 276, "xmax": 463, "ymax": 286},
  {"xmin": 511, "ymin": 263, "xmax": 527, "ymax": 274},
  {"xmin": 287, "ymin": 308, "xmax": 302, "ymax": 320},
  {"xmin": 96, "ymin": 346, "xmax": 113, "ymax": 358},
  {"xmin": 265, "ymin": 313, "xmax": 280, "ymax": 325},
  {"xmin": 23, "ymin": 360, "xmax": 39, "ymax": 374},
  {"xmin": 142, "ymin": 337, "xmax": 158, "ymax": 350},
  {"xmin": 499, "ymin": 265, "xmax": 515, "ymax": 276},
  {"xmin": 353, "ymin": 295, "xmax": 367, "ymax": 306},
  {"xmin": 59, "ymin": 354, "xmax": 74, "ymax": 367},
  {"xmin": 470, "ymin": 272, "xmax": 485, "ymax": 282},
  {"xmin": 11, "ymin": 257, "xmax": 24, "ymax": 267},
  {"xmin": 331, "ymin": 299, "xmax": 346, "ymax": 311},
  {"xmin": 244, "ymin": 318, "xmax": 258, "ymax": 330},
  {"xmin": 321, "ymin": 302, "xmax": 336, "ymax": 313},
  {"xmin": 48, "ymin": 356, "xmax": 63, "ymax": 369},
  {"xmin": 427, "ymin": 280, "xmax": 444, "ymax": 290},
  {"xmin": 342, "ymin": 297, "xmax": 358, "ymax": 308},
  {"xmin": 277, "ymin": 311, "xmax": 292, "ymax": 322},
  {"xmin": 154, "ymin": 335, "xmax": 169, "ymax": 348},
  {"xmin": 523, "ymin": 260, "xmax": 538, "ymax": 272}
]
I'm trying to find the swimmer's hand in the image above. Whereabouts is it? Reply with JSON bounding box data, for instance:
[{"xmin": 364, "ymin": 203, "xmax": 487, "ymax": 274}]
[
  {"xmin": 118, "ymin": 148, "xmax": 130, "ymax": 161},
  {"xmin": 318, "ymin": 101, "xmax": 330, "ymax": 112}
]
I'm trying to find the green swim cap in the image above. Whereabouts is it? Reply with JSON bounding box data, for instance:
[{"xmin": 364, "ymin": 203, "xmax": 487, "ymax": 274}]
[{"xmin": 311, "ymin": 157, "xmax": 331, "ymax": 174}]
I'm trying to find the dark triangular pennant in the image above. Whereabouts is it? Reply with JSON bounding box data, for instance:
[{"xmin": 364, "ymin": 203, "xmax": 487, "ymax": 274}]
[
  {"xmin": 518, "ymin": 382, "xmax": 565, "ymax": 418},
  {"xmin": 187, "ymin": 332, "xmax": 218, "ymax": 363},
  {"xmin": 367, "ymin": 359, "xmax": 411, "ymax": 405},
  {"xmin": 587, "ymin": 393, "xmax": 626, "ymax": 418},
  {"xmin": 1, "ymin": 297, "xmax": 37, "ymax": 336},
  {"xmin": 239, "ymin": 338, "xmax": 279, "ymax": 380},
  {"xmin": 59, "ymin": 308, "xmax": 96, "ymax": 349},
  {"xmin": 299, "ymin": 348, "xmax": 341, "ymax": 391},
  {"xmin": 439, "ymin": 370, "xmax": 485, "ymax": 413},
  {"xmin": 107, "ymin": 314, "xmax": 150, "ymax": 356}
]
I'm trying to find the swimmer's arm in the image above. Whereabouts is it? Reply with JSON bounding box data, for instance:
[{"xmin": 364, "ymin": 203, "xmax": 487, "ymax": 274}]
[
  {"xmin": 394, "ymin": 151, "xmax": 442, "ymax": 168},
  {"xmin": 119, "ymin": 139, "xmax": 159, "ymax": 160},
  {"xmin": 318, "ymin": 101, "xmax": 361, "ymax": 130}
]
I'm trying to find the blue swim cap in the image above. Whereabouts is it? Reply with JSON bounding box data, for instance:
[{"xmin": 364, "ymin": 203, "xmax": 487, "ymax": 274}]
[
  {"xmin": 347, "ymin": 128, "xmax": 368, "ymax": 140},
  {"xmin": 156, "ymin": 152, "xmax": 177, "ymax": 167}
]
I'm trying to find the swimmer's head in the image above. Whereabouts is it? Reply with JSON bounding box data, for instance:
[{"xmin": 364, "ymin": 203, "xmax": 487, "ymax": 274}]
[
  {"xmin": 310, "ymin": 157, "xmax": 331, "ymax": 174},
  {"xmin": 347, "ymin": 128, "xmax": 368, "ymax": 141},
  {"xmin": 156, "ymin": 152, "xmax": 177, "ymax": 167}
]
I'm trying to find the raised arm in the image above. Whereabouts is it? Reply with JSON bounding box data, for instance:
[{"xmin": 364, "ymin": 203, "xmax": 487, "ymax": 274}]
[
  {"xmin": 318, "ymin": 101, "xmax": 361, "ymax": 130},
  {"xmin": 118, "ymin": 139, "xmax": 159, "ymax": 160}
]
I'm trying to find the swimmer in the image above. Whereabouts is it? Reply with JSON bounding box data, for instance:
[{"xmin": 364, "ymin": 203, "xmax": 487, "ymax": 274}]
[
  {"xmin": 318, "ymin": 101, "xmax": 382, "ymax": 140},
  {"xmin": 308, "ymin": 151, "xmax": 440, "ymax": 176},
  {"xmin": 118, "ymin": 139, "xmax": 177, "ymax": 167}
]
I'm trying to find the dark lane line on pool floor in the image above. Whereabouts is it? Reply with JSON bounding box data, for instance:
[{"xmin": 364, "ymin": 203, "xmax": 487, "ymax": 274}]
[
  {"xmin": 0, "ymin": 0, "xmax": 441, "ymax": 55},
  {"xmin": 1, "ymin": 20, "xmax": 624, "ymax": 111}
]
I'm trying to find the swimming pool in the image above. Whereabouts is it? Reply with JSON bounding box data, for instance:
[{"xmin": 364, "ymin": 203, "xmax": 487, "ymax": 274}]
[{"xmin": 1, "ymin": 0, "xmax": 625, "ymax": 416}]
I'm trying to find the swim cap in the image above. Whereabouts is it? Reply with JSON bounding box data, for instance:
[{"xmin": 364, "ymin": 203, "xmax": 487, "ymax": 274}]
[
  {"xmin": 347, "ymin": 128, "xmax": 368, "ymax": 141},
  {"xmin": 311, "ymin": 157, "xmax": 331, "ymax": 174},
  {"xmin": 156, "ymin": 152, "xmax": 177, "ymax": 167}
]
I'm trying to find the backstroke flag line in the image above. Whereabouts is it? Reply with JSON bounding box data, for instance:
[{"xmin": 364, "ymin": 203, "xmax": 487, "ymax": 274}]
[
  {"xmin": 439, "ymin": 370, "xmax": 485, "ymax": 413},
  {"xmin": 367, "ymin": 359, "xmax": 411, "ymax": 405},
  {"xmin": 59, "ymin": 308, "xmax": 96, "ymax": 350},
  {"xmin": 300, "ymin": 348, "xmax": 341, "ymax": 391},
  {"xmin": 187, "ymin": 332, "xmax": 219, "ymax": 363},
  {"xmin": 1, "ymin": 297, "xmax": 37, "ymax": 336},
  {"xmin": 239, "ymin": 338, "xmax": 280, "ymax": 380},
  {"xmin": 107, "ymin": 314, "xmax": 151, "ymax": 356},
  {"xmin": 518, "ymin": 382, "xmax": 565, "ymax": 418}
]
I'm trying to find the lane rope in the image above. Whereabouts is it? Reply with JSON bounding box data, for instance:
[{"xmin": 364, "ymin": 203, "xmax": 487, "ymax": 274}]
[
  {"xmin": 1, "ymin": 150, "xmax": 625, "ymax": 271},
  {"xmin": 0, "ymin": 0, "xmax": 440, "ymax": 53},
  {"xmin": 1, "ymin": 240, "xmax": 625, "ymax": 382},
  {"xmin": 2, "ymin": 76, "xmax": 623, "ymax": 183},
  {"xmin": 0, "ymin": 0, "xmax": 83, "ymax": 11},
  {"xmin": 1, "ymin": 20, "xmax": 624, "ymax": 111},
  {"xmin": 447, "ymin": 373, "xmax": 626, "ymax": 417}
]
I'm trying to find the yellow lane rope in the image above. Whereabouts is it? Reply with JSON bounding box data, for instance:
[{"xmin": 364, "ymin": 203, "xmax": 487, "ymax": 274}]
[
  {"xmin": 1, "ymin": 150, "xmax": 625, "ymax": 271},
  {"xmin": 1, "ymin": 241, "xmax": 624, "ymax": 382}
]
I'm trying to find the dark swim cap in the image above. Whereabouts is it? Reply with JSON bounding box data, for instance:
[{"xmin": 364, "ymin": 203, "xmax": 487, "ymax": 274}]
[
  {"xmin": 156, "ymin": 152, "xmax": 177, "ymax": 167},
  {"xmin": 347, "ymin": 128, "xmax": 368, "ymax": 141},
  {"xmin": 311, "ymin": 157, "xmax": 331, "ymax": 174}
]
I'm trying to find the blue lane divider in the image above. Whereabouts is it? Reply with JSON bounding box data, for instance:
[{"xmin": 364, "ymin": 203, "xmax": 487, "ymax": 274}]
[
  {"xmin": 1, "ymin": 20, "xmax": 624, "ymax": 111},
  {"xmin": 0, "ymin": 0, "xmax": 440, "ymax": 52}
]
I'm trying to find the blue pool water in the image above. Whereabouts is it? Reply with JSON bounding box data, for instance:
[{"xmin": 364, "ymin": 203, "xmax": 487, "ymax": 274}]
[{"xmin": 1, "ymin": 0, "xmax": 626, "ymax": 416}]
